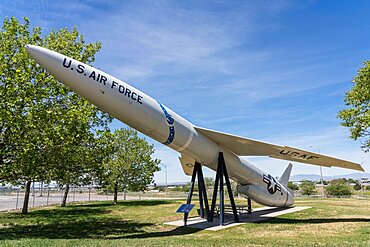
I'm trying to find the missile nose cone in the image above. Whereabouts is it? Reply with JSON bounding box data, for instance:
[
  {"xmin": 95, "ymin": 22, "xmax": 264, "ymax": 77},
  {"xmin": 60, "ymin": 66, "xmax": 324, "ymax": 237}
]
[
  {"xmin": 25, "ymin": 44, "xmax": 31, "ymax": 54},
  {"xmin": 24, "ymin": 45, "xmax": 60, "ymax": 73},
  {"xmin": 25, "ymin": 44, "xmax": 32, "ymax": 52},
  {"xmin": 25, "ymin": 44, "xmax": 39, "ymax": 59}
]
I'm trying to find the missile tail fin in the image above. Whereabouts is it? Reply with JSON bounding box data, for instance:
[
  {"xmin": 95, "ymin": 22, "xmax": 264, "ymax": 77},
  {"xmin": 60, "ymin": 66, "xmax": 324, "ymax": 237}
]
[{"xmin": 279, "ymin": 163, "xmax": 292, "ymax": 186}]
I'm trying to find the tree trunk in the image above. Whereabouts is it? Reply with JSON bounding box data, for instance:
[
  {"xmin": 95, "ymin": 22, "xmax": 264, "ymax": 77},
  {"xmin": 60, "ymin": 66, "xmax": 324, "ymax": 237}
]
[
  {"xmin": 22, "ymin": 180, "xmax": 32, "ymax": 214},
  {"xmin": 61, "ymin": 184, "xmax": 70, "ymax": 207},
  {"xmin": 40, "ymin": 181, "xmax": 43, "ymax": 196},
  {"xmin": 113, "ymin": 182, "xmax": 118, "ymax": 204}
]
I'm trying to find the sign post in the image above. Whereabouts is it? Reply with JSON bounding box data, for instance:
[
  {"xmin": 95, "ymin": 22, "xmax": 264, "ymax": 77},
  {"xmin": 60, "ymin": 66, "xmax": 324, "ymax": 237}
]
[{"xmin": 177, "ymin": 204, "xmax": 195, "ymax": 226}]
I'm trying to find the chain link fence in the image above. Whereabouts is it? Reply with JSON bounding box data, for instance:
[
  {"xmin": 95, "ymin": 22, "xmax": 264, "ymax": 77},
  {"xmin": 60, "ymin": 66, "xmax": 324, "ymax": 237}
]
[
  {"xmin": 1, "ymin": 185, "xmax": 367, "ymax": 212},
  {"xmin": 0, "ymin": 187, "xmax": 188, "ymax": 212}
]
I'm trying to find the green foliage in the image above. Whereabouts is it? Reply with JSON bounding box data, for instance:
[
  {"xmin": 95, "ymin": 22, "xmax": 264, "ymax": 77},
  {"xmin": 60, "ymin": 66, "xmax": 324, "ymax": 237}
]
[
  {"xmin": 325, "ymin": 180, "xmax": 352, "ymax": 197},
  {"xmin": 182, "ymin": 183, "xmax": 192, "ymax": 192},
  {"xmin": 338, "ymin": 61, "xmax": 370, "ymax": 152},
  {"xmin": 204, "ymin": 177, "xmax": 214, "ymax": 188},
  {"xmin": 166, "ymin": 185, "xmax": 191, "ymax": 192},
  {"xmin": 98, "ymin": 128, "xmax": 160, "ymax": 193},
  {"xmin": 347, "ymin": 178, "xmax": 357, "ymax": 184},
  {"xmin": 288, "ymin": 181, "xmax": 299, "ymax": 191},
  {"xmin": 330, "ymin": 178, "xmax": 347, "ymax": 185},
  {"xmin": 0, "ymin": 17, "xmax": 111, "ymax": 212},
  {"xmin": 316, "ymin": 180, "xmax": 328, "ymax": 185},
  {"xmin": 300, "ymin": 180, "xmax": 316, "ymax": 196},
  {"xmin": 353, "ymin": 182, "xmax": 361, "ymax": 191}
]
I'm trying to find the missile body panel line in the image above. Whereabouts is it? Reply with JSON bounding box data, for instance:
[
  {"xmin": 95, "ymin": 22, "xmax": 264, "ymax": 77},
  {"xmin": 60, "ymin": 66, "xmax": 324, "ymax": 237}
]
[{"xmin": 177, "ymin": 128, "xmax": 194, "ymax": 152}]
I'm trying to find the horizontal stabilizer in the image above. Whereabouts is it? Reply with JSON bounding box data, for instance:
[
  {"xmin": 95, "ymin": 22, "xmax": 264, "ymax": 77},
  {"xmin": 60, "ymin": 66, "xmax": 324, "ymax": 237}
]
[{"xmin": 195, "ymin": 127, "xmax": 364, "ymax": 171}]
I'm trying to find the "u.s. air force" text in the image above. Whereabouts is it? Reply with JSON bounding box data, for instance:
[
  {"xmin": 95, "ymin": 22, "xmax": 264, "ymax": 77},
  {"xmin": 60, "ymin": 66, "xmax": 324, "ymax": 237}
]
[{"xmin": 62, "ymin": 58, "xmax": 143, "ymax": 104}]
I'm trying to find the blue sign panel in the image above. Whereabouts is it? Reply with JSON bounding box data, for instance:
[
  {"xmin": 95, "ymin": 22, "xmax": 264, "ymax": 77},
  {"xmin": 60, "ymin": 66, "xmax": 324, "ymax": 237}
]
[{"xmin": 176, "ymin": 204, "xmax": 195, "ymax": 213}]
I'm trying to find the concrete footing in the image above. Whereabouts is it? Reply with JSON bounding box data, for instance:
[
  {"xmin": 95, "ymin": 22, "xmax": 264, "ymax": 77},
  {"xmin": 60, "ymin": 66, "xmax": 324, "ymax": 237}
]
[{"xmin": 164, "ymin": 206, "xmax": 312, "ymax": 231}]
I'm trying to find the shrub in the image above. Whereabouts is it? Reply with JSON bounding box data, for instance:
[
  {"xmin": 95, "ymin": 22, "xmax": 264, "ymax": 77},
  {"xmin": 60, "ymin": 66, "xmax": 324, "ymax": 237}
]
[
  {"xmin": 300, "ymin": 180, "xmax": 316, "ymax": 196},
  {"xmin": 326, "ymin": 181, "xmax": 352, "ymax": 197}
]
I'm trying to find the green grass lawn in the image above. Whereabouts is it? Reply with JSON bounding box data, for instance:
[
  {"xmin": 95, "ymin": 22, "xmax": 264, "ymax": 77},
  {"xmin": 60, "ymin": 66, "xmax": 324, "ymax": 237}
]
[{"xmin": 0, "ymin": 198, "xmax": 369, "ymax": 246}]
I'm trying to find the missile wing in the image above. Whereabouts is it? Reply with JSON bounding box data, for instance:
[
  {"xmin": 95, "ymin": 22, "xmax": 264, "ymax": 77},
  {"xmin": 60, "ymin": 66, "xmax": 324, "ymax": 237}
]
[{"xmin": 195, "ymin": 127, "xmax": 364, "ymax": 171}]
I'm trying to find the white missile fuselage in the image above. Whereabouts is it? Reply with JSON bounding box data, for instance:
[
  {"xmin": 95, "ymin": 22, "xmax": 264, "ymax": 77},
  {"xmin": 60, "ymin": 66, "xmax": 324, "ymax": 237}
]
[{"xmin": 26, "ymin": 45, "xmax": 294, "ymax": 207}]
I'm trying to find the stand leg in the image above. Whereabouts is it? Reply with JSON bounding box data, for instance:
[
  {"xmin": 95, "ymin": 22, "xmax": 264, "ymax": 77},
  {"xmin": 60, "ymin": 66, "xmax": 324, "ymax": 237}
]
[
  {"xmin": 196, "ymin": 163, "xmax": 204, "ymax": 218},
  {"xmin": 210, "ymin": 152, "xmax": 240, "ymax": 225},
  {"xmin": 223, "ymin": 153, "xmax": 239, "ymax": 222},
  {"xmin": 183, "ymin": 162, "xmax": 211, "ymax": 225},
  {"xmin": 184, "ymin": 152, "xmax": 238, "ymax": 226},
  {"xmin": 210, "ymin": 159, "xmax": 221, "ymax": 222},
  {"xmin": 248, "ymin": 198, "xmax": 252, "ymax": 214},
  {"xmin": 219, "ymin": 154, "xmax": 224, "ymax": 226},
  {"xmin": 184, "ymin": 164, "xmax": 197, "ymax": 226},
  {"xmin": 198, "ymin": 168, "xmax": 211, "ymax": 221}
]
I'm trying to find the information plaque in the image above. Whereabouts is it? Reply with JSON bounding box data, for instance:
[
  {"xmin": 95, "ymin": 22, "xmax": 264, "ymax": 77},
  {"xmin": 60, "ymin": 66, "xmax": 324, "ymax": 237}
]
[{"xmin": 176, "ymin": 204, "xmax": 195, "ymax": 213}]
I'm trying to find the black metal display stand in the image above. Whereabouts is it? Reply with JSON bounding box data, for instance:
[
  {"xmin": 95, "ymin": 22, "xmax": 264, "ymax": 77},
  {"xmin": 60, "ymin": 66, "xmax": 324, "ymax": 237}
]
[
  {"xmin": 210, "ymin": 152, "xmax": 239, "ymax": 225},
  {"xmin": 184, "ymin": 162, "xmax": 210, "ymax": 226},
  {"xmin": 183, "ymin": 152, "xmax": 240, "ymax": 226}
]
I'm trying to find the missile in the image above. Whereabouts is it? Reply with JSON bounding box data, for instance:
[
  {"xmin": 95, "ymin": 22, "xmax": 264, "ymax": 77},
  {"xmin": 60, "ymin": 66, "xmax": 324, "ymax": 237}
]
[{"xmin": 25, "ymin": 45, "xmax": 364, "ymax": 207}]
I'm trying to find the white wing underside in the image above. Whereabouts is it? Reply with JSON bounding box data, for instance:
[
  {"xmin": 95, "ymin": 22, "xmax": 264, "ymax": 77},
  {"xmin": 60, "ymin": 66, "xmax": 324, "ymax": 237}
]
[{"xmin": 195, "ymin": 127, "xmax": 364, "ymax": 172}]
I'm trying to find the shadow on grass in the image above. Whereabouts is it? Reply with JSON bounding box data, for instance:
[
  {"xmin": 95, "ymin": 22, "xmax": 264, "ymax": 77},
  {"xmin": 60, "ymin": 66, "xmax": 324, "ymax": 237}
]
[
  {"xmin": 118, "ymin": 200, "xmax": 172, "ymax": 207},
  {"xmin": 257, "ymin": 217, "xmax": 370, "ymax": 224},
  {"xmin": 70, "ymin": 200, "xmax": 172, "ymax": 208},
  {"xmin": 1, "ymin": 207, "xmax": 111, "ymax": 221},
  {"xmin": 0, "ymin": 216, "xmax": 200, "ymax": 240},
  {"xmin": 121, "ymin": 227, "xmax": 202, "ymax": 239},
  {"xmin": 0, "ymin": 217, "xmax": 153, "ymax": 240},
  {"xmin": 0, "ymin": 200, "xmax": 191, "ymax": 240}
]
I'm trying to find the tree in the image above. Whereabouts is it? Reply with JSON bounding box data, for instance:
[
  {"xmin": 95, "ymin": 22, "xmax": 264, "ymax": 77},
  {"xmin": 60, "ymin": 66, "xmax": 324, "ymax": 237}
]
[
  {"xmin": 353, "ymin": 181, "xmax": 361, "ymax": 191},
  {"xmin": 330, "ymin": 178, "xmax": 347, "ymax": 185},
  {"xmin": 204, "ymin": 177, "xmax": 214, "ymax": 189},
  {"xmin": 325, "ymin": 180, "xmax": 352, "ymax": 197},
  {"xmin": 347, "ymin": 178, "xmax": 356, "ymax": 184},
  {"xmin": 51, "ymin": 134, "xmax": 107, "ymax": 207},
  {"xmin": 288, "ymin": 181, "xmax": 299, "ymax": 191},
  {"xmin": 98, "ymin": 128, "xmax": 160, "ymax": 204},
  {"xmin": 0, "ymin": 17, "xmax": 109, "ymax": 213},
  {"xmin": 300, "ymin": 180, "xmax": 316, "ymax": 196},
  {"xmin": 338, "ymin": 61, "xmax": 370, "ymax": 152}
]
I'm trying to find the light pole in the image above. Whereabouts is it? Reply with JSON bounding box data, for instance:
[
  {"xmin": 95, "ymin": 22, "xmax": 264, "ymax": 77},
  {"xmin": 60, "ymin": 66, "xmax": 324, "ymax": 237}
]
[
  {"xmin": 160, "ymin": 163, "xmax": 168, "ymax": 190},
  {"xmin": 360, "ymin": 162, "xmax": 365, "ymax": 198},
  {"xmin": 319, "ymin": 164, "xmax": 324, "ymax": 198},
  {"xmin": 310, "ymin": 146, "xmax": 324, "ymax": 198}
]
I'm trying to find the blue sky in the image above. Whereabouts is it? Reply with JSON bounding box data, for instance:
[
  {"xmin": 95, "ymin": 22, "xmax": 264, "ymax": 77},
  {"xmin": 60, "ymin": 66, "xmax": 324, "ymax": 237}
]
[{"xmin": 2, "ymin": 0, "xmax": 369, "ymax": 183}]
